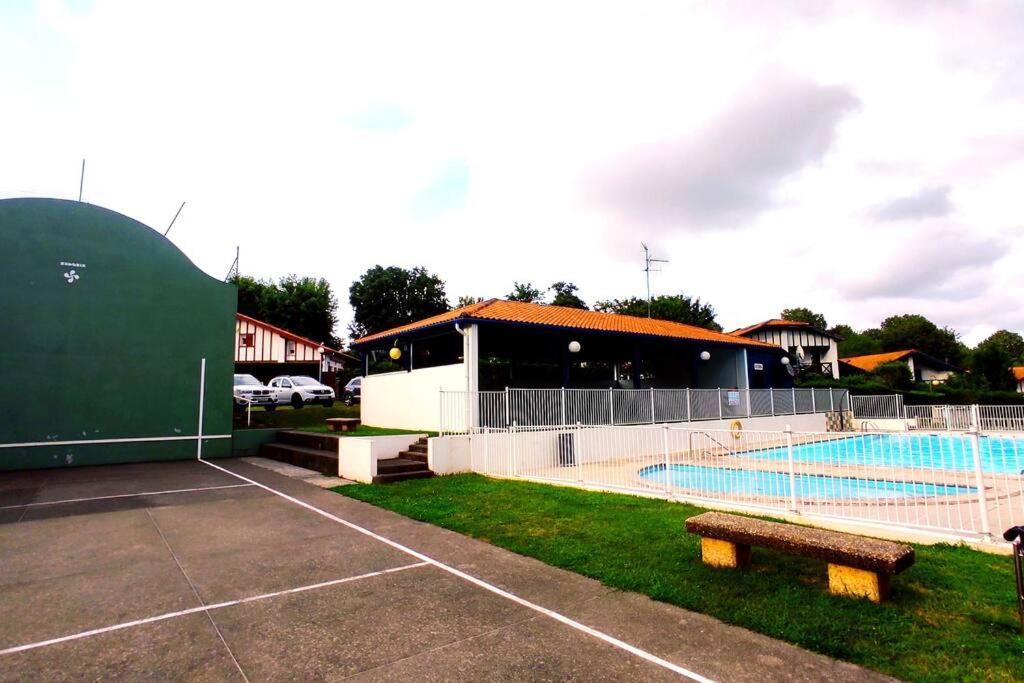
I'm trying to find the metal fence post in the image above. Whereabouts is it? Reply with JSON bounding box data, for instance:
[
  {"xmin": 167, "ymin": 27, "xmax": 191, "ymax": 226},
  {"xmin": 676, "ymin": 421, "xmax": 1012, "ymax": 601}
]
[
  {"xmin": 811, "ymin": 389, "xmax": 816, "ymax": 413},
  {"xmin": 511, "ymin": 420, "xmax": 518, "ymax": 477},
  {"xmin": 560, "ymin": 387, "xmax": 566, "ymax": 426},
  {"xmin": 686, "ymin": 387, "xmax": 691, "ymax": 422},
  {"xmin": 769, "ymin": 389, "xmax": 775, "ymax": 416},
  {"xmin": 609, "ymin": 387, "xmax": 614, "ymax": 425},
  {"xmin": 662, "ymin": 425, "xmax": 671, "ymax": 496},
  {"xmin": 718, "ymin": 388, "xmax": 723, "ymax": 419},
  {"xmin": 650, "ymin": 387, "xmax": 656, "ymax": 424},
  {"xmin": 575, "ymin": 421, "xmax": 583, "ymax": 482},
  {"xmin": 745, "ymin": 388, "xmax": 751, "ymax": 418},
  {"xmin": 504, "ymin": 386, "xmax": 510, "ymax": 427},
  {"xmin": 829, "ymin": 387, "xmax": 834, "ymax": 412},
  {"xmin": 967, "ymin": 411, "xmax": 991, "ymax": 540},
  {"xmin": 791, "ymin": 387, "xmax": 796, "ymax": 414},
  {"xmin": 785, "ymin": 425, "xmax": 799, "ymax": 513},
  {"xmin": 483, "ymin": 427, "xmax": 490, "ymax": 473}
]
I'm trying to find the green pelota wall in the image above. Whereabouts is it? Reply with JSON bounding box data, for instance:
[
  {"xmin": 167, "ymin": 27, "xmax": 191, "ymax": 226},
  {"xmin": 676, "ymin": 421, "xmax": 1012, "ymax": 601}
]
[{"xmin": 0, "ymin": 198, "xmax": 236, "ymax": 470}]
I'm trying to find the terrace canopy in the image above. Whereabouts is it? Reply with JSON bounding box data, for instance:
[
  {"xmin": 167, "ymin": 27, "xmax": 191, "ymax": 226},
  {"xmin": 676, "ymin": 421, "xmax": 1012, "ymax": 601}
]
[{"xmin": 351, "ymin": 299, "xmax": 790, "ymax": 392}]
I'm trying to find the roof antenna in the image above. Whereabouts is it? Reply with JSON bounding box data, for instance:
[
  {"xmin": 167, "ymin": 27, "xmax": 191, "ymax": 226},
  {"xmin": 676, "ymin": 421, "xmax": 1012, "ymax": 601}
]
[
  {"xmin": 164, "ymin": 201, "xmax": 186, "ymax": 236},
  {"xmin": 224, "ymin": 246, "xmax": 240, "ymax": 282},
  {"xmin": 78, "ymin": 159, "xmax": 86, "ymax": 202},
  {"xmin": 642, "ymin": 242, "xmax": 668, "ymax": 318}
]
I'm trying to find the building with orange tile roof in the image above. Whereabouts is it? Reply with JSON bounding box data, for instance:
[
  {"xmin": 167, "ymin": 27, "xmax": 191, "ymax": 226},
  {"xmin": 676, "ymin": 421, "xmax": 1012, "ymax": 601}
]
[
  {"xmin": 350, "ymin": 299, "xmax": 791, "ymax": 430},
  {"xmin": 840, "ymin": 349, "xmax": 961, "ymax": 383},
  {"xmin": 1012, "ymin": 366, "xmax": 1024, "ymax": 393}
]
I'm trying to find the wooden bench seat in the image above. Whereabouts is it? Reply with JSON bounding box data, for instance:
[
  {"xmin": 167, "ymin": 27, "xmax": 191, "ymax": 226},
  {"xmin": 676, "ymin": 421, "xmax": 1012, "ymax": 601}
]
[
  {"xmin": 685, "ymin": 511, "xmax": 914, "ymax": 602},
  {"xmin": 325, "ymin": 417, "xmax": 361, "ymax": 432}
]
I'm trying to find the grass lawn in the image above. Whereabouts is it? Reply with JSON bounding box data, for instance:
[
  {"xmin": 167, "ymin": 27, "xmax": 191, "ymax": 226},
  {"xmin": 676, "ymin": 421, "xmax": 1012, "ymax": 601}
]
[{"xmin": 336, "ymin": 474, "xmax": 1023, "ymax": 682}]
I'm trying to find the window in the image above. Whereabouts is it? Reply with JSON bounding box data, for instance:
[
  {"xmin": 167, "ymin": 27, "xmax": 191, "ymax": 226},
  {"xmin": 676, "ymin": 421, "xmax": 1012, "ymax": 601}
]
[{"xmin": 239, "ymin": 333, "xmax": 255, "ymax": 348}]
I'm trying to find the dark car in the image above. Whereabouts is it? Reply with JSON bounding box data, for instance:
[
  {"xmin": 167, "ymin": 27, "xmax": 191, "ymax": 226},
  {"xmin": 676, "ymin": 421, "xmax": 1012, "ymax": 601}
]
[{"xmin": 343, "ymin": 377, "xmax": 361, "ymax": 406}]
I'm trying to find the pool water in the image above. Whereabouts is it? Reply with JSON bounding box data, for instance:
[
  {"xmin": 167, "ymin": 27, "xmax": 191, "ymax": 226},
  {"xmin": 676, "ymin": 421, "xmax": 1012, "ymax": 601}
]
[
  {"xmin": 640, "ymin": 464, "xmax": 976, "ymax": 500},
  {"xmin": 746, "ymin": 434, "xmax": 1024, "ymax": 474}
]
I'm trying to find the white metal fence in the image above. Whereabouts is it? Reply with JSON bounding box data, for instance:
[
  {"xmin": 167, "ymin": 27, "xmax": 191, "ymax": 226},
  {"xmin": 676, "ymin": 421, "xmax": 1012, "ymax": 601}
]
[
  {"xmin": 468, "ymin": 423, "xmax": 1024, "ymax": 544},
  {"xmin": 440, "ymin": 387, "xmax": 851, "ymax": 434},
  {"xmin": 849, "ymin": 394, "xmax": 905, "ymax": 420},
  {"xmin": 851, "ymin": 399, "xmax": 1024, "ymax": 433}
]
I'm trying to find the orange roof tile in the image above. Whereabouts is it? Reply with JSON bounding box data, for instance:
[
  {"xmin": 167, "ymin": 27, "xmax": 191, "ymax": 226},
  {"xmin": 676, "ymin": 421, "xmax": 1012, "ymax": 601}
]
[
  {"xmin": 1012, "ymin": 367, "xmax": 1024, "ymax": 382},
  {"xmin": 729, "ymin": 318, "xmax": 841, "ymax": 339},
  {"xmin": 840, "ymin": 350, "xmax": 917, "ymax": 372},
  {"xmin": 352, "ymin": 299, "xmax": 776, "ymax": 349}
]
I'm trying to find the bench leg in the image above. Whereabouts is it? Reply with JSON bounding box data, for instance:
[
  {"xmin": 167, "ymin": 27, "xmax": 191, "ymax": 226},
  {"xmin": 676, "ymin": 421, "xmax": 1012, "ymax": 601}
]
[
  {"xmin": 827, "ymin": 564, "xmax": 889, "ymax": 602},
  {"xmin": 700, "ymin": 538, "xmax": 751, "ymax": 569}
]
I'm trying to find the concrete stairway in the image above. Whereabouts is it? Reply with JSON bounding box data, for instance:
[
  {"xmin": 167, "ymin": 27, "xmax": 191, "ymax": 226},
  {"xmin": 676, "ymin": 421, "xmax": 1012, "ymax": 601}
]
[
  {"xmin": 259, "ymin": 431, "xmax": 339, "ymax": 476},
  {"xmin": 374, "ymin": 437, "xmax": 432, "ymax": 484}
]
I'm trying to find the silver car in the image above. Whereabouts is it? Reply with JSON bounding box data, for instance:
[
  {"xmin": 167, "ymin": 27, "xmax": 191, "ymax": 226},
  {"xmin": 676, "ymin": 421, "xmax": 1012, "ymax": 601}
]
[
  {"xmin": 233, "ymin": 374, "xmax": 277, "ymax": 411},
  {"xmin": 268, "ymin": 375, "xmax": 335, "ymax": 409}
]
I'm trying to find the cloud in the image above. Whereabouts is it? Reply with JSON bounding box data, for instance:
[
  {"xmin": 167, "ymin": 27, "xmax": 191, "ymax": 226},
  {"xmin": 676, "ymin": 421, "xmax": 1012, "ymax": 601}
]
[
  {"xmin": 838, "ymin": 227, "xmax": 1007, "ymax": 300},
  {"xmin": 589, "ymin": 75, "xmax": 859, "ymax": 230},
  {"xmin": 409, "ymin": 159, "xmax": 470, "ymax": 220},
  {"xmin": 869, "ymin": 185, "xmax": 953, "ymax": 221}
]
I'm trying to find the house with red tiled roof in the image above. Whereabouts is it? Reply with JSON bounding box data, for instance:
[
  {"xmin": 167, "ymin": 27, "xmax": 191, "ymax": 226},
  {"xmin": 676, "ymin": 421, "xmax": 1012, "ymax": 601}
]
[
  {"xmin": 1011, "ymin": 366, "xmax": 1024, "ymax": 393},
  {"xmin": 729, "ymin": 319, "xmax": 841, "ymax": 379},
  {"xmin": 840, "ymin": 349, "xmax": 960, "ymax": 383},
  {"xmin": 235, "ymin": 313, "xmax": 357, "ymax": 385},
  {"xmin": 350, "ymin": 299, "xmax": 790, "ymax": 430}
]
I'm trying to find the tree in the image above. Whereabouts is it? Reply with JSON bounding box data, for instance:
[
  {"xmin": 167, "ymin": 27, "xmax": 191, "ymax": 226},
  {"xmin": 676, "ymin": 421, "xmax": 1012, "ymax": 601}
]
[
  {"xmin": 834, "ymin": 325, "xmax": 883, "ymax": 357},
  {"xmin": 232, "ymin": 274, "xmax": 339, "ymax": 348},
  {"xmin": 455, "ymin": 295, "xmax": 484, "ymax": 309},
  {"xmin": 780, "ymin": 307, "xmax": 827, "ymax": 330},
  {"xmin": 594, "ymin": 294, "xmax": 722, "ymax": 331},
  {"xmin": 548, "ymin": 281, "xmax": 587, "ymax": 309},
  {"xmin": 878, "ymin": 314, "xmax": 964, "ymax": 365},
  {"xmin": 348, "ymin": 265, "xmax": 448, "ymax": 338},
  {"xmin": 872, "ymin": 360, "xmax": 914, "ymax": 391},
  {"xmin": 970, "ymin": 330, "xmax": 1024, "ymax": 390},
  {"xmin": 507, "ymin": 281, "xmax": 543, "ymax": 303}
]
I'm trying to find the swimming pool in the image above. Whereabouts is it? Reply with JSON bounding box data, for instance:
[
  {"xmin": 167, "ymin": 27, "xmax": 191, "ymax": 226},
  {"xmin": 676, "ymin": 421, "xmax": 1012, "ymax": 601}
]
[
  {"xmin": 743, "ymin": 433, "xmax": 1024, "ymax": 474},
  {"xmin": 640, "ymin": 464, "xmax": 976, "ymax": 500}
]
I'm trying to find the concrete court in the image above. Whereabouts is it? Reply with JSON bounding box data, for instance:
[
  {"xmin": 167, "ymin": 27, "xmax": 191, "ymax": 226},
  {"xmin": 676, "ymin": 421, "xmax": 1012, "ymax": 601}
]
[{"xmin": 0, "ymin": 458, "xmax": 891, "ymax": 682}]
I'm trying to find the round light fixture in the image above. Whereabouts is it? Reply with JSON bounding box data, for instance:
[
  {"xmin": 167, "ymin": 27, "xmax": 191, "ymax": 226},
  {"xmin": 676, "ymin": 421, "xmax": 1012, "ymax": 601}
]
[
  {"xmin": 389, "ymin": 347, "xmax": 402, "ymax": 360},
  {"xmin": 568, "ymin": 340, "xmax": 581, "ymax": 353},
  {"xmin": 780, "ymin": 357, "xmax": 790, "ymax": 366},
  {"xmin": 931, "ymin": 379, "xmax": 940, "ymax": 387},
  {"xmin": 699, "ymin": 351, "xmax": 711, "ymax": 361}
]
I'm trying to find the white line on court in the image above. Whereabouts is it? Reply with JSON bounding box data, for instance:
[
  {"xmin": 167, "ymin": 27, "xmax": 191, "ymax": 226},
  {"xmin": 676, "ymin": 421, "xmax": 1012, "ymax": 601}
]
[
  {"xmin": 0, "ymin": 484, "xmax": 255, "ymax": 510},
  {"xmin": 197, "ymin": 459, "xmax": 716, "ymax": 682},
  {"xmin": 0, "ymin": 434, "xmax": 232, "ymax": 449},
  {"xmin": 0, "ymin": 562, "xmax": 428, "ymax": 656}
]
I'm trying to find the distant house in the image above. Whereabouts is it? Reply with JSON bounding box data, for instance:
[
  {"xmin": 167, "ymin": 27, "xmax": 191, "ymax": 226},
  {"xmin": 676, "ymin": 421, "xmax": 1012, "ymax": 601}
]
[
  {"xmin": 730, "ymin": 319, "xmax": 841, "ymax": 379},
  {"xmin": 840, "ymin": 349, "xmax": 960, "ymax": 383},
  {"xmin": 1013, "ymin": 367, "xmax": 1024, "ymax": 393},
  {"xmin": 234, "ymin": 313, "xmax": 355, "ymax": 384}
]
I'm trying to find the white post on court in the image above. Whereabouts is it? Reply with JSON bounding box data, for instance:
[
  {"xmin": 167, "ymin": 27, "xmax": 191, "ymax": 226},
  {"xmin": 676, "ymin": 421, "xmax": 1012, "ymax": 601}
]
[
  {"xmin": 662, "ymin": 425, "xmax": 671, "ymax": 496},
  {"xmin": 196, "ymin": 358, "xmax": 206, "ymax": 459}
]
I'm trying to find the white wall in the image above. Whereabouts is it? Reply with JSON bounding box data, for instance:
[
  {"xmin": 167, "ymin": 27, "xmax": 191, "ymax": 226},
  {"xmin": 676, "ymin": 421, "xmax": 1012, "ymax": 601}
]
[
  {"xmin": 338, "ymin": 433, "xmax": 427, "ymax": 482},
  {"xmin": 428, "ymin": 434, "xmax": 472, "ymax": 474},
  {"xmin": 362, "ymin": 363, "xmax": 468, "ymax": 430}
]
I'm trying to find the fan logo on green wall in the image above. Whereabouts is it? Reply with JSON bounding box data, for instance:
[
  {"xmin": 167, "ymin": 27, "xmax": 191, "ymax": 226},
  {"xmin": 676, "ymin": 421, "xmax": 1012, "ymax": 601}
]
[{"xmin": 60, "ymin": 261, "xmax": 86, "ymax": 284}]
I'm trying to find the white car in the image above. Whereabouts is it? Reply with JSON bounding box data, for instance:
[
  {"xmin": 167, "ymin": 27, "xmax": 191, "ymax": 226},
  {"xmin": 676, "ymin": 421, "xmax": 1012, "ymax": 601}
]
[
  {"xmin": 233, "ymin": 374, "xmax": 277, "ymax": 411},
  {"xmin": 268, "ymin": 375, "xmax": 335, "ymax": 409}
]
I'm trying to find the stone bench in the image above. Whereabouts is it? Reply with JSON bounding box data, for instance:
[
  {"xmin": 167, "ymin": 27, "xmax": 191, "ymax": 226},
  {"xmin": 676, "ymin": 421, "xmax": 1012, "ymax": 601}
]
[
  {"xmin": 685, "ymin": 511, "xmax": 914, "ymax": 602},
  {"xmin": 325, "ymin": 417, "xmax": 361, "ymax": 433}
]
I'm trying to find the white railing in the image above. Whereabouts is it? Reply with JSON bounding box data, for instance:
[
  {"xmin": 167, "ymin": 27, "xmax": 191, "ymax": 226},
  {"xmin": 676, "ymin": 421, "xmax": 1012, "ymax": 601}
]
[
  {"xmin": 440, "ymin": 387, "xmax": 851, "ymax": 434},
  {"xmin": 467, "ymin": 423, "xmax": 1024, "ymax": 545},
  {"xmin": 850, "ymin": 394, "xmax": 905, "ymax": 420}
]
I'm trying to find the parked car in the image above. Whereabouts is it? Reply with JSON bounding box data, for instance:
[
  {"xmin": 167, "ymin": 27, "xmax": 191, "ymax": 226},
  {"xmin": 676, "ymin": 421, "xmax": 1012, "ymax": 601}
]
[
  {"xmin": 342, "ymin": 376, "xmax": 361, "ymax": 406},
  {"xmin": 268, "ymin": 375, "xmax": 335, "ymax": 409},
  {"xmin": 233, "ymin": 374, "xmax": 277, "ymax": 411}
]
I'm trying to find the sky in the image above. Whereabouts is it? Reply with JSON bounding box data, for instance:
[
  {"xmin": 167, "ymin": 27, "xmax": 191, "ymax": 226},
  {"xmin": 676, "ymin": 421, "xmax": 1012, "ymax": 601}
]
[{"xmin": 2, "ymin": 0, "xmax": 1022, "ymax": 345}]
